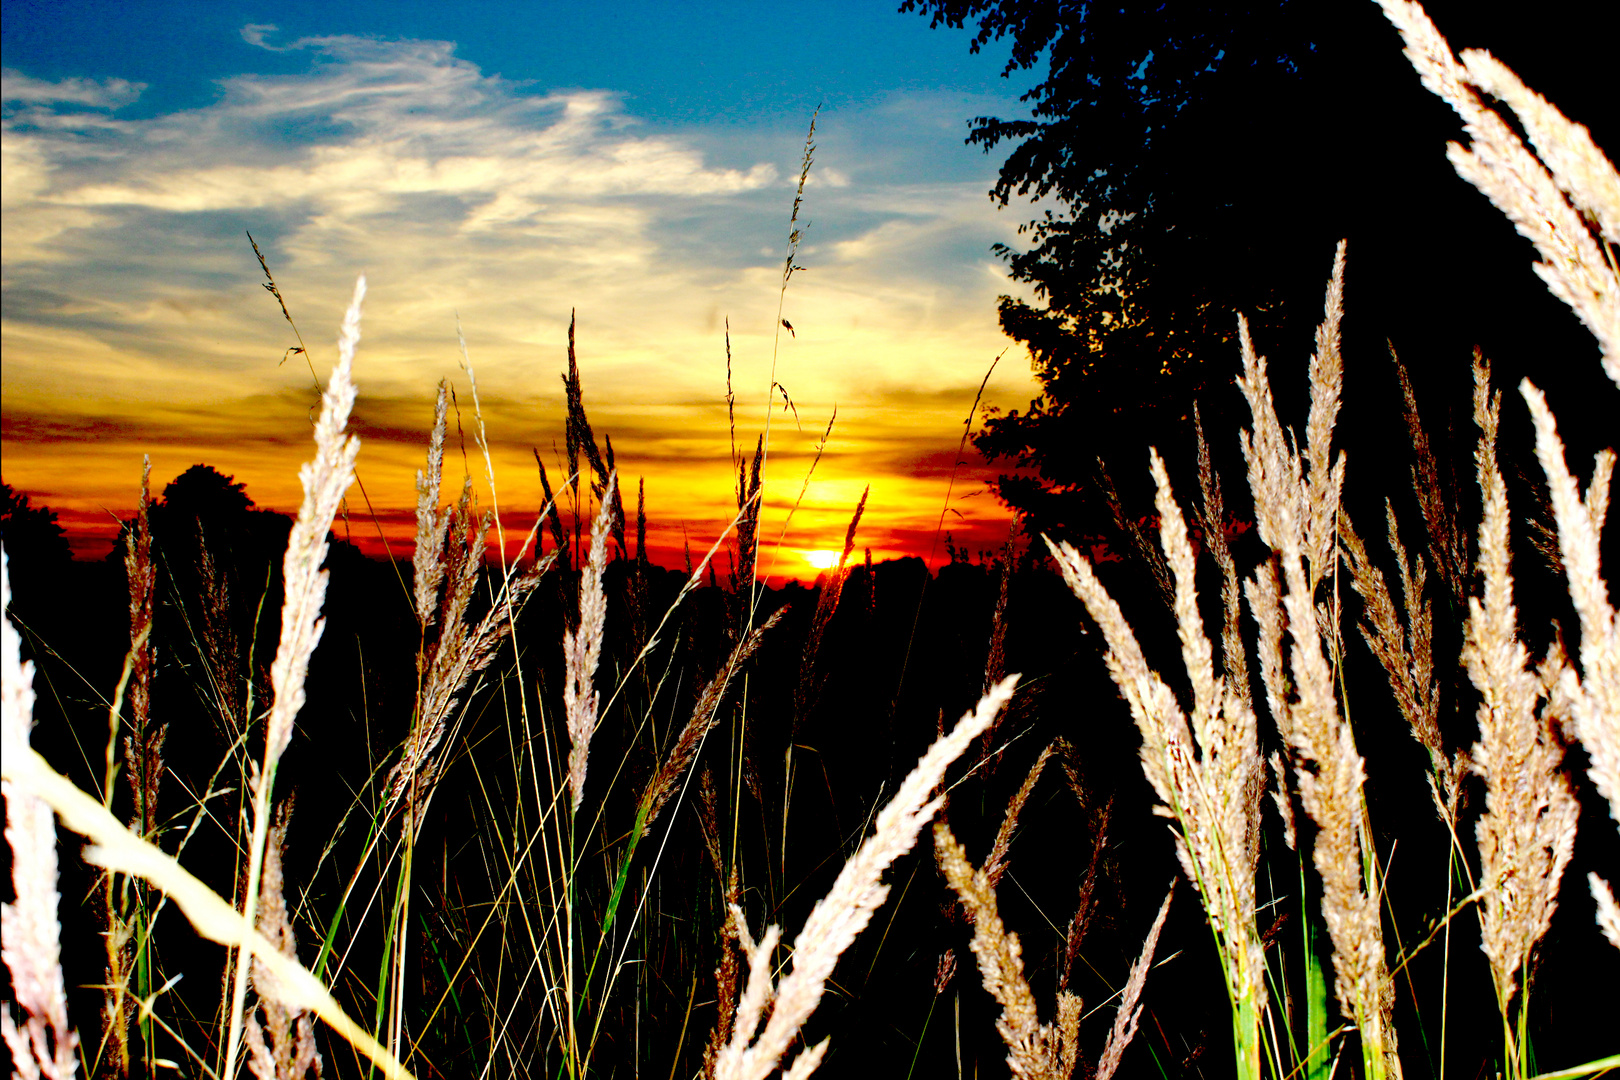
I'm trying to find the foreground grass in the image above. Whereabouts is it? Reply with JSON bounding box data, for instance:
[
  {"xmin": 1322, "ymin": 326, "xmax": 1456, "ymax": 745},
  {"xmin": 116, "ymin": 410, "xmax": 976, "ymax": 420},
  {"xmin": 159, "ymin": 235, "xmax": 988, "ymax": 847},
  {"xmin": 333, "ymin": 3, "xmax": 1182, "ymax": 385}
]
[{"xmin": 4, "ymin": 2, "xmax": 1619, "ymax": 1077}]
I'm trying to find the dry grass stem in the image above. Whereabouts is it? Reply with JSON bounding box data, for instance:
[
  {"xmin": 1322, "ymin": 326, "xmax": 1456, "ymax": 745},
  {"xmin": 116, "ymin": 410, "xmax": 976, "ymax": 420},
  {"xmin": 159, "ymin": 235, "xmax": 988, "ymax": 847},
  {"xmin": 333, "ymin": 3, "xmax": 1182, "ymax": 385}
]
[
  {"xmin": 715, "ymin": 675, "xmax": 1019, "ymax": 1080},
  {"xmin": 1377, "ymin": 0, "xmax": 1620, "ymax": 384},
  {"xmin": 1461, "ymin": 363, "xmax": 1579, "ymax": 1012},
  {"xmin": 2, "ymin": 550, "xmax": 80, "ymax": 1080}
]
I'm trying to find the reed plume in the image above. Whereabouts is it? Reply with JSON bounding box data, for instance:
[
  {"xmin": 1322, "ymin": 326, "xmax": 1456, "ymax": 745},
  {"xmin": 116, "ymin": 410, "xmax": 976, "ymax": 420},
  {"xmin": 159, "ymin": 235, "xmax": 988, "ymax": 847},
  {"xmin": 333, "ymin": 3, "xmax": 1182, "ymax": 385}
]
[
  {"xmin": 641, "ymin": 607, "xmax": 784, "ymax": 833},
  {"xmin": 714, "ymin": 675, "xmax": 1019, "ymax": 1080},
  {"xmin": 934, "ymin": 819, "xmax": 1079, "ymax": 1079},
  {"xmin": 1377, "ymin": 0, "xmax": 1620, "ymax": 384},
  {"xmin": 1461, "ymin": 359, "xmax": 1580, "ymax": 1028},
  {"xmin": 565, "ymin": 471, "xmax": 616, "ymax": 813},
  {"xmin": 2, "ymin": 727, "xmax": 410, "ymax": 1078},
  {"xmin": 225, "ymin": 275, "xmax": 366, "ymax": 1080},
  {"xmin": 1234, "ymin": 245, "xmax": 1401, "ymax": 1078},
  {"xmin": 1340, "ymin": 503, "xmax": 1462, "ymax": 821},
  {"xmin": 1521, "ymin": 381, "xmax": 1618, "ymax": 952},
  {"xmin": 1391, "ymin": 348, "xmax": 1468, "ymax": 609},
  {"xmin": 794, "ymin": 487, "xmax": 867, "ymax": 728},
  {"xmin": 386, "ymin": 394, "xmax": 557, "ymax": 828},
  {"xmin": 936, "ymin": 816, "xmax": 1171, "ymax": 1080},
  {"xmin": 1047, "ymin": 444, "xmax": 1265, "ymax": 1075}
]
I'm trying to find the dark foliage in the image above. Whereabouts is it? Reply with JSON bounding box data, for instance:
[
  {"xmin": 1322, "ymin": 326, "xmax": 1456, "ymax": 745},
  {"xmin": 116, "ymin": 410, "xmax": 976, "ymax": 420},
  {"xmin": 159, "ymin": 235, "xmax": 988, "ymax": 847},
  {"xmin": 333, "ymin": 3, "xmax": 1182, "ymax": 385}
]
[{"xmin": 904, "ymin": 0, "xmax": 1618, "ymax": 544}]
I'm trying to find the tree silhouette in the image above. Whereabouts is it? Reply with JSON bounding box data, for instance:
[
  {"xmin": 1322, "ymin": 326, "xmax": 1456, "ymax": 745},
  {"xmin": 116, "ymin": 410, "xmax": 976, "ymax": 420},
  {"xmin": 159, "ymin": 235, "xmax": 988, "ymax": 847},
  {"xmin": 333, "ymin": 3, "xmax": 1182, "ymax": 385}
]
[
  {"xmin": 906, "ymin": 0, "xmax": 1618, "ymax": 539},
  {"xmin": 1, "ymin": 483, "xmax": 73, "ymax": 571}
]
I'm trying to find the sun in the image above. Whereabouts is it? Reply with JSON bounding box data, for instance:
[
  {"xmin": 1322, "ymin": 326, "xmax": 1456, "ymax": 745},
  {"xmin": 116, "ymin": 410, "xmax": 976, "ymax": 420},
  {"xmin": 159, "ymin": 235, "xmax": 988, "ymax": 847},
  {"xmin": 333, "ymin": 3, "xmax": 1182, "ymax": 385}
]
[{"xmin": 803, "ymin": 549, "xmax": 841, "ymax": 571}]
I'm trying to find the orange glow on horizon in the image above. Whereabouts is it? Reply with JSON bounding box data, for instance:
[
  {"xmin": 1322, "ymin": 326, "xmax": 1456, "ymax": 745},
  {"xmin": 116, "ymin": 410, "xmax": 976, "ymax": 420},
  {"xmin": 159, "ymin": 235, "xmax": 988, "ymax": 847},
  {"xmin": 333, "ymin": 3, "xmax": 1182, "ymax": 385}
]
[{"xmin": 802, "ymin": 549, "xmax": 841, "ymax": 570}]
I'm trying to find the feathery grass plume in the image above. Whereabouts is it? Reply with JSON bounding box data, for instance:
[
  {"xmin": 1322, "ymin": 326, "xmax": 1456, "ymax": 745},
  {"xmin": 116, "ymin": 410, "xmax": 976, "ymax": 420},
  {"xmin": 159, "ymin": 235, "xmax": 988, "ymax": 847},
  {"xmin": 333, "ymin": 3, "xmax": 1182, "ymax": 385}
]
[
  {"xmin": 388, "ymin": 528, "xmax": 555, "ymax": 830},
  {"xmin": 1095, "ymin": 883, "xmax": 1175, "ymax": 1080},
  {"xmin": 103, "ymin": 457, "xmax": 156, "ymax": 1077},
  {"xmin": 1461, "ymin": 360, "xmax": 1579, "ymax": 1034},
  {"xmin": 1233, "ymin": 251, "xmax": 1400, "ymax": 1078},
  {"xmin": 1095, "ymin": 455, "xmax": 1172, "ymax": 609},
  {"xmin": 565, "ymin": 470, "xmax": 617, "ymax": 813},
  {"xmin": 123, "ymin": 456, "xmax": 158, "ymax": 840},
  {"xmin": 1046, "ymin": 448, "xmax": 1265, "ymax": 1078},
  {"xmin": 563, "ymin": 311, "xmax": 610, "ymax": 497},
  {"xmin": 225, "ymin": 275, "xmax": 365, "ymax": 1080},
  {"xmin": 715, "ymin": 675, "xmax": 1019, "ymax": 1080},
  {"xmin": 1392, "ymin": 347, "xmax": 1468, "ymax": 609},
  {"xmin": 1059, "ymin": 789, "xmax": 1111, "ymax": 993},
  {"xmin": 1520, "ymin": 381, "xmax": 1619, "ymax": 948},
  {"xmin": 1340, "ymin": 504, "xmax": 1463, "ymax": 821},
  {"xmin": 933, "ymin": 819, "xmax": 1076, "ymax": 1079},
  {"xmin": 1195, "ymin": 408, "xmax": 1252, "ymax": 713},
  {"xmin": 412, "ymin": 381, "xmax": 450, "ymax": 627},
  {"xmin": 981, "ymin": 740, "xmax": 1056, "ymax": 891},
  {"xmin": 984, "ymin": 526, "xmax": 1015, "ymax": 698},
  {"xmin": 245, "ymin": 803, "xmax": 321, "ymax": 1080},
  {"xmin": 2, "ymin": 549, "xmax": 80, "ymax": 1080},
  {"xmin": 1, "ymin": 740, "xmax": 411, "ymax": 1079},
  {"xmin": 1377, "ymin": 0, "xmax": 1620, "ymax": 384},
  {"xmin": 533, "ymin": 449, "xmax": 569, "ymax": 571},
  {"xmin": 703, "ymin": 864, "xmax": 744, "ymax": 1080},
  {"xmin": 641, "ymin": 608, "xmax": 784, "ymax": 833},
  {"xmin": 1594, "ymin": 877, "xmax": 1620, "ymax": 950},
  {"xmin": 731, "ymin": 438, "xmax": 764, "ymax": 628},
  {"xmin": 794, "ymin": 487, "xmax": 867, "ymax": 728}
]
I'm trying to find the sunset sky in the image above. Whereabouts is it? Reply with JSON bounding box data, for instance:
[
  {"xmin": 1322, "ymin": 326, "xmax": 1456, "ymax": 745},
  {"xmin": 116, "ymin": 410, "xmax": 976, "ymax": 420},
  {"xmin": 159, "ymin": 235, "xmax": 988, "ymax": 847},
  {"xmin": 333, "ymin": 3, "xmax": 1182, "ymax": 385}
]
[{"xmin": 2, "ymin": 0, "xmax": 1047, "ymax": 578}]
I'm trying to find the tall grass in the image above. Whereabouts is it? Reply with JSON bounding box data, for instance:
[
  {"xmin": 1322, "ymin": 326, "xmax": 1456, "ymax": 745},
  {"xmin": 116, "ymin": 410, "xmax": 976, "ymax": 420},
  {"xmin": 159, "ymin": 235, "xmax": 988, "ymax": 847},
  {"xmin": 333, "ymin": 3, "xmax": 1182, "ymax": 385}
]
[{"xmin": 3, "ymin": 3, "xmax": 1618, "ymax": 1078}]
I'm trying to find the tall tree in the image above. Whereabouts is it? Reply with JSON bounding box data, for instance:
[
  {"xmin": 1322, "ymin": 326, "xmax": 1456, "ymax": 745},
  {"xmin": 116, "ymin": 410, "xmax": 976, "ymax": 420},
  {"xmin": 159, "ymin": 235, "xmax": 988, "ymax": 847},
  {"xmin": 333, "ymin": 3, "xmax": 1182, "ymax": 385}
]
[{"xmin": 906, "ymin": 0, "xmax": 1618, "ymax": 537}]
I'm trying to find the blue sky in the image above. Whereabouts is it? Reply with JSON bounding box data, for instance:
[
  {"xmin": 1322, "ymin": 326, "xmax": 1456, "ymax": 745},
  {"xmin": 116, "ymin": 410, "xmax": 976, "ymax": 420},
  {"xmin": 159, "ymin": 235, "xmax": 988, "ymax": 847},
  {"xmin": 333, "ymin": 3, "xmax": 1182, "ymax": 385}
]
[
  {"xmin": 2, "ymin": 0, "xmax": 1051, "ymax": 568},
  {"xmin": 3, "ymin": 0, "xmax": 1025, "ymax": 128}
]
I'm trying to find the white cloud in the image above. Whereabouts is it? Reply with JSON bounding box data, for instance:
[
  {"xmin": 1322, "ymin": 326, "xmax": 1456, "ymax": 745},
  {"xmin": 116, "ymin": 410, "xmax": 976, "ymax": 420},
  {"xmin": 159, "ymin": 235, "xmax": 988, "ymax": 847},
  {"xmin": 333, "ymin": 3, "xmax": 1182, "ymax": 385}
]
[{"xmin": 1, "ymin": 69, "xmax": 145, "ymax": 108}]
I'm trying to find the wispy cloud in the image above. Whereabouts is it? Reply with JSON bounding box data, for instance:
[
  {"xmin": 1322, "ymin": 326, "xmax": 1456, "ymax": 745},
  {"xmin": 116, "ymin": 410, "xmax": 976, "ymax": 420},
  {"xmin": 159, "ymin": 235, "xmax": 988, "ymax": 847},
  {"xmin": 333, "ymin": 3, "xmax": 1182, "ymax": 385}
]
[
  {"xmin": 2, "ymin": 29, "xmax": 1037, "ymax": 570},
  {"xmin": 1, "ymin": 69, "xmax": 145, "ymax": 109}
]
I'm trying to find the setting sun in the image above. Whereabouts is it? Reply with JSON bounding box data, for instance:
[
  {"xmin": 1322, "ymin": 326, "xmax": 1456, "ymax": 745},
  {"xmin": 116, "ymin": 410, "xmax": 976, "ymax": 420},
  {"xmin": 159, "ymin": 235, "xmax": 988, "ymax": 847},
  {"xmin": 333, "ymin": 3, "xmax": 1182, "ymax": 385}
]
[{"xmin": 802, "ymin": 549, "xmax": 841, "ymax": 571}]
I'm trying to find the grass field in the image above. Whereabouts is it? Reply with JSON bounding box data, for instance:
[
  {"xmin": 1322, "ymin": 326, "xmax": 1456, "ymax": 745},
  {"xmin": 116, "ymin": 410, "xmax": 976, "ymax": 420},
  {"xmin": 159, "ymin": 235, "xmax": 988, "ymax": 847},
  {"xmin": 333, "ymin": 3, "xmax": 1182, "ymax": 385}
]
[{"xmin": 4, "ymin": 2, "xmax": 1618, "ymax": 1077}]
